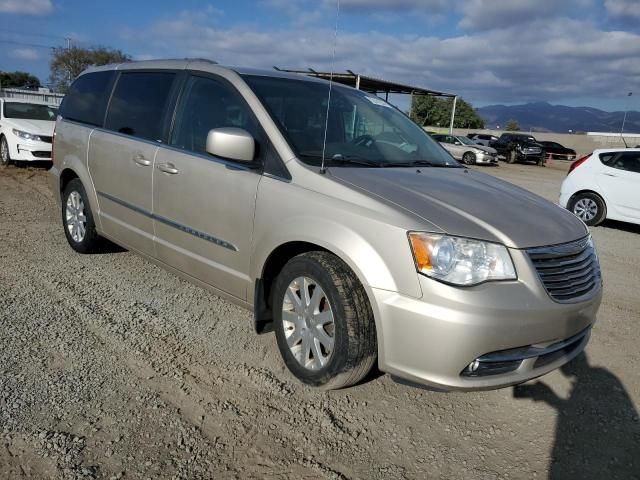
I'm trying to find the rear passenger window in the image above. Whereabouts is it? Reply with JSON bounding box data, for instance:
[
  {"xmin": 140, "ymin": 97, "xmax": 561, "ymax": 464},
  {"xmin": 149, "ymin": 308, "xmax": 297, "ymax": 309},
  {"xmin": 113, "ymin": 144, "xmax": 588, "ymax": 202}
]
[
  {"xmin": 170, "ymin": 75, "xmax": 258, "ymax": 156},
  {"xmin": 105, "ymin": 72, "xmax": 175, "ymax": 142},
  {"xmin": 60, "ymin": 71, "xmax": 115, "ymax": 126},
  {"xmin": 601, "ymin": 152, "xmax": 640, "ymax": 174}
]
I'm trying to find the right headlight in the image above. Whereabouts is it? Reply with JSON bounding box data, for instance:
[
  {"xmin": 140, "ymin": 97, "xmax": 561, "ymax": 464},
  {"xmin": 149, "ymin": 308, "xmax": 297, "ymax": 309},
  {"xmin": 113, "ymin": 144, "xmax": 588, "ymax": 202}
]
[
  {"xmin": 408, "ymin": 232, "xmax": 516, "ymax": 286},
  {"xmin": 12, "ymin": 128, "xmax": 43, "ymax": 142}
]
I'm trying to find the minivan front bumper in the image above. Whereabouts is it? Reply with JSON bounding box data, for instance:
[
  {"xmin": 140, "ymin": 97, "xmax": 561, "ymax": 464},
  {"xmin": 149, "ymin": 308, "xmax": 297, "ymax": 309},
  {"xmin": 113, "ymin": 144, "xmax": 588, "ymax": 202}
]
[{"xmin": 373, "ymin": 259, "xmax": 601, "ymax": 391}]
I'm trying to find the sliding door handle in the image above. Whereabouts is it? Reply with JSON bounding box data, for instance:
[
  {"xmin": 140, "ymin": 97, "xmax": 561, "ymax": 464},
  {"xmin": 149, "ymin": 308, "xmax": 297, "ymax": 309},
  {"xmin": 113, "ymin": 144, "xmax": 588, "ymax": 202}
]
[
  {"xmin": 157, "ymin": 163, "xmax": 179, "ymax": 175},
  {"xmin": 133, "ymin": 154, "xmax": 151, "ymax": 166}
]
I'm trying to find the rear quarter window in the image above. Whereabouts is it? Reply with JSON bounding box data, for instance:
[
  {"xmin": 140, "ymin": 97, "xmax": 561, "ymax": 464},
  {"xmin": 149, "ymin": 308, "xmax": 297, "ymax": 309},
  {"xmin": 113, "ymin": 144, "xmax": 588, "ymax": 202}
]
[{"xmin": 59, "ymin": 71, "xmax": 115, "ymax": 126}]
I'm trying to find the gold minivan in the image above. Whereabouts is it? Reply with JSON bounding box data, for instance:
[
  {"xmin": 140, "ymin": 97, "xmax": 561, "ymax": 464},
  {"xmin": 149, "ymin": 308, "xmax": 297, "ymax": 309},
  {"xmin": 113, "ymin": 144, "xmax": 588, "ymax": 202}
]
[{"xmin": 50, "ymin": 59, "xmax": 602, "ymax": 390}]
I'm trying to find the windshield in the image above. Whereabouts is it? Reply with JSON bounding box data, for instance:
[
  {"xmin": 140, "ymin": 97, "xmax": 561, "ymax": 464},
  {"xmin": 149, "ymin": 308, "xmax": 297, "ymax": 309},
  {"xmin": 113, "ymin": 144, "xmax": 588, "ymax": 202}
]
[
  {"xmin": 3, "ymin": 102, "xmax": 57, "ymax": 121},
  {"xmin": 243, "ymin": 75, "xmax": 461, "ymax": 168},
  {"xmin": 456, "ymin": 136, "xmax": 477, "ymax": 146}
]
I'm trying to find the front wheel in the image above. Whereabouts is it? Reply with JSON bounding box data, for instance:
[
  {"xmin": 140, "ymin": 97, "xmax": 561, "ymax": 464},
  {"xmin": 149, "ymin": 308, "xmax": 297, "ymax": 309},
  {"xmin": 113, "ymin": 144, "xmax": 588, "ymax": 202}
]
[
  {"xmin": 272, "ymin": 251, "xmax": 377, "ymax": 389},
  {"xmin": 462, "ymin": 152, "xmax": 476, "ymax": 165},
  {"xmin": 568, "ymin": 192, "xmax": 606, "ymax": 226},
  {"xmin": 507, "ymin": 150, "xmax": 517, "ymax": 164},
  {"xmin": 0, "ymin": 136, "xmax": 11, "ymax": 168}
]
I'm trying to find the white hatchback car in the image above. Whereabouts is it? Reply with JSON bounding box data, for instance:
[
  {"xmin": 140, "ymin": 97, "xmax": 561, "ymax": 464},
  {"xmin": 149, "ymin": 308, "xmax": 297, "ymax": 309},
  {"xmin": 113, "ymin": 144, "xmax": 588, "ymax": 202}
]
[
  {"xmin": 560, "ymin": 148, "xmax": 640, "ymax": 226},
  {"xmin": 0, "ymin": 99, "xmax": 57, "ymax": 166}
]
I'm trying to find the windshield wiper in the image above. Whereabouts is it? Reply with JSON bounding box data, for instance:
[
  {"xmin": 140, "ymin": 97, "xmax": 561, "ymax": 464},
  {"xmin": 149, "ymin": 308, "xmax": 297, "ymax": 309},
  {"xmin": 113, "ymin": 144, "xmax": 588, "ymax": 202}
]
[
  {"xmin": 298, "ymin": 152, "xmax": 387, "ymax": 168},
  {"xmin": 383, "ymin": 160, "xmax": 446, "ymax": 168},
  {"xmin": 330, "ymin": 154, "xmax": 387, "ymax": 168}
]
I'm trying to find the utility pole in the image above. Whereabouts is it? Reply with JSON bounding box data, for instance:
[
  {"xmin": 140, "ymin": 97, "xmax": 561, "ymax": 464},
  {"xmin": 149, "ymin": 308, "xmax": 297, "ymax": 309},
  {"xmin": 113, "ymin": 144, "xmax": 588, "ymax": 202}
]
[
  {"xmin": 65, "ymin": 37, "xmax": 72, "ymax": 86},
  {"xmin": 449, "ymin": 95, "xmax": 457, "ymax": 135},
  {"xmin": 620, "ymin": 92, "xmax": 632, "ymax": 139}
]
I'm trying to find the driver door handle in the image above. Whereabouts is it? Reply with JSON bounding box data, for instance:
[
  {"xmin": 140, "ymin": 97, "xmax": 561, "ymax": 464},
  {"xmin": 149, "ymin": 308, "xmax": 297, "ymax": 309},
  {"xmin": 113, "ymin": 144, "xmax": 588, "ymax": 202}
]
[
  {"xmin": 603, "ymin": 173, "xmax": 617, "ymax": 177},
  {"xmin": 133, "ymin": 154, "xmax": 151, "ymax": 166},
  {"xmin": 157, "ymin": 162, "xmax": 179, "ymax": 175}
]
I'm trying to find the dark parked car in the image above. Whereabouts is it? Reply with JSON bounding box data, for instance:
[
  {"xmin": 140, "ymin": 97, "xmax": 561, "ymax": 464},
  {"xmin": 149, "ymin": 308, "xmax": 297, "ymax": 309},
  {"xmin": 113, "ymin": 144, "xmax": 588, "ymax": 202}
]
[
  {"xmin": 539, "ymin": 141, "xmax": 576, "ymax": 161},
  {"xmin": 490, "ymin": 133, "xmax": 546, "ymax": 165}
]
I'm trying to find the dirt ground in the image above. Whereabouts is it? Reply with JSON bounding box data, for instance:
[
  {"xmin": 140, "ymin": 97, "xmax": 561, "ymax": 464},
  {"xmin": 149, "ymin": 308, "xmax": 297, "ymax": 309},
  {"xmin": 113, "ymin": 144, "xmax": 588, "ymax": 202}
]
[{"xmin": 0, "ymin": 161, "xmax": 638, "ymax": 480}]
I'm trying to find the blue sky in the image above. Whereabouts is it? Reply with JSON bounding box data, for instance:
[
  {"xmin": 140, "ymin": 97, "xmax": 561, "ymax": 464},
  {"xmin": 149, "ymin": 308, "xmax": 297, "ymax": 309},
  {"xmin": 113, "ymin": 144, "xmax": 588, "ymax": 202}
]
[{"xmin": 1, "ymin": 0, "xmax": 639, "ymax": 112}]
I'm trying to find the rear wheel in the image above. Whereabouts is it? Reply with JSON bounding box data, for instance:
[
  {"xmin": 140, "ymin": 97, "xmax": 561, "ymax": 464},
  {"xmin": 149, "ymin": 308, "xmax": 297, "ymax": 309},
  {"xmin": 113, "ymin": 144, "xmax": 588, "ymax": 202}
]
[
  {"xmin": 62, "ymin": 178, "xmax": 102, "ymax": 253},
  {"xmin": 568, "ymin": 192, "xmax": 606, "ymax": 226},
  {"xmin": 507, "ymin": 150, "xmax": 517, "ymax": 164},
  {"xmin": 462, "ymin": 152, "xmax": 476, "ymax": 165},
  {"xmin": 0, "ymin": 136, "xmax": 11, "ymax": 168},
  {"xmin": 272, "ymin": 251, "xmax": 377, "ymax": 389}
]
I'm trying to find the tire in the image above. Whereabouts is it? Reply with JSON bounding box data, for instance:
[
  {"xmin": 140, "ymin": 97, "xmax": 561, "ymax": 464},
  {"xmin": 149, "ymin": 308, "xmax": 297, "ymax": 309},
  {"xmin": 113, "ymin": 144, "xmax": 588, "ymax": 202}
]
[
  {"xmin": 62, "ymin": 178, "xmax": 102, "ymax": 253},
  {"xmin": 462, "ymin": 152, "xmax": 476, "ymax": 165},
  {"xmin": 507, "ymin": 150, "xmax": 517, "ymax": 164},
  {"xmin": 568, "ymin": 192, "xmax": 606, "ymax": 226},
  {"xmin": 272, "ymin": 251, "xmax": 377, "ymax": 390},
  {"xmin": 0, "ymin": 136, "xmax": 11, "ymax": 168}
]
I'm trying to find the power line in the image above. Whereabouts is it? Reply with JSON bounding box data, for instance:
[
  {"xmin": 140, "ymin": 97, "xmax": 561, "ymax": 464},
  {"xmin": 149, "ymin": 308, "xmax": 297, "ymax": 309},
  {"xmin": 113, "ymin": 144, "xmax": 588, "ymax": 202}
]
[
  {"xmin": 0, "ymin": 39, "xmax": 55, "ymax": 49},
  {"xmin": 0, "ymin": 29, "xmax": 67, "ymax": 41}
]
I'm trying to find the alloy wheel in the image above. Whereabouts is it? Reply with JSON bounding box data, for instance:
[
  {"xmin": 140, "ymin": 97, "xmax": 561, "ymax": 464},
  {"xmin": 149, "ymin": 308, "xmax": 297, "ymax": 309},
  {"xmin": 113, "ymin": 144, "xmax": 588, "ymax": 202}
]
[
  {"xmin": 573, "ymin": 198, "xmax": 598, "ymax": 222},
  {"xmin": 282, "ymin": 276, "xmax": 335, "ymax": 371},
  {"xmin": 0, "ymin": 139, "xmax": 8, "ymax": 165},
  {"xmin": 65, "ymin": 191, "xmax": 87, "ymax": 242}
]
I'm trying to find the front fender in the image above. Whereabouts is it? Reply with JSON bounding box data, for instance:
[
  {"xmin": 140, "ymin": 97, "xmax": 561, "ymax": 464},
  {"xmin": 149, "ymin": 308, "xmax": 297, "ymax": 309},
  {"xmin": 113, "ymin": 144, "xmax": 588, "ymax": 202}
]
[{"xmin": 250, "ymin": 179, "xmax": 424, "ymax": 302}]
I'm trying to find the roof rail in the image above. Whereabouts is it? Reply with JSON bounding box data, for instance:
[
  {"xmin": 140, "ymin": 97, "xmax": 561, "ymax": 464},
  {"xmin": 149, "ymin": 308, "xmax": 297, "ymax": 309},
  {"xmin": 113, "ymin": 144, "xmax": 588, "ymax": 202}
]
[{"xmin": 183, "ymin": 58, "xmax": 218, "ymax": 64}]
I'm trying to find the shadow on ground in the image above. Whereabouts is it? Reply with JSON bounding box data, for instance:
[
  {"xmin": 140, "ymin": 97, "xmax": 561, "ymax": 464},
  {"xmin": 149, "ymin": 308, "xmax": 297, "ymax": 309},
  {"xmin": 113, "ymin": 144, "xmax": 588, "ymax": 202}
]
[
  {"xmin": 514, "ymin": 353, "xmax": 640, "ymax": 479},
  {"xmin": 601, "ymin": 219, "xmax": 640, "ymax": 235}
]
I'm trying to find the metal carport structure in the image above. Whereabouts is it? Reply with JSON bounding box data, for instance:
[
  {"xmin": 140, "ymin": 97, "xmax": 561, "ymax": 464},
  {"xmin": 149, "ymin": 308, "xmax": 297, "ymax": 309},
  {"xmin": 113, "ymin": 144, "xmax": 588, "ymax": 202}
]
[{"xmin": 273, "ymin": 67, "xmax": 458, "ymax": 133}]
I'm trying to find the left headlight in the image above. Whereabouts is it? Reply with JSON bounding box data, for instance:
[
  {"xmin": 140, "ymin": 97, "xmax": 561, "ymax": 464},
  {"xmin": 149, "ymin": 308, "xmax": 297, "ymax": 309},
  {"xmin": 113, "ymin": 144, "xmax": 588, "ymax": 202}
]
[
  {"xmin": 12, "ymin": 128, "xmax": 42, "ymax": 142},
  {"xmin": 408, "ymin": 232, "xmax": 516, "ymax": 286}
]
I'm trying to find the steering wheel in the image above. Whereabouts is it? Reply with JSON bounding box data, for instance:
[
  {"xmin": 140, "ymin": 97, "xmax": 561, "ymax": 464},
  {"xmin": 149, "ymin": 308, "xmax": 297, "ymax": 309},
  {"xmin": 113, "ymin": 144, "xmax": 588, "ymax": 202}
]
[{"xmin": 351, "ymin": 135, "xmax": 376, "ymax": 148}]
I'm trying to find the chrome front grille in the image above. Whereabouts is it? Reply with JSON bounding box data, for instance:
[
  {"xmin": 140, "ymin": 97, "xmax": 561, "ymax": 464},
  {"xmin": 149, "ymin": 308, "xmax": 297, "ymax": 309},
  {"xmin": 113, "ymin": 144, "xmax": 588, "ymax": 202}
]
[{"xmin": 527, "ymin": 237, "xmax": 601, "ymax": 303}]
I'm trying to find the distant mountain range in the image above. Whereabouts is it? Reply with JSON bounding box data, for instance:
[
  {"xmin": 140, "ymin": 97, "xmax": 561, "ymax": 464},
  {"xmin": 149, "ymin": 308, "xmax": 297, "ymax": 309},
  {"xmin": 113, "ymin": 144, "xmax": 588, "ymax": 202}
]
[{"xmin": 477, "ymin": 102, "xmax": 640, "ymax": 134}]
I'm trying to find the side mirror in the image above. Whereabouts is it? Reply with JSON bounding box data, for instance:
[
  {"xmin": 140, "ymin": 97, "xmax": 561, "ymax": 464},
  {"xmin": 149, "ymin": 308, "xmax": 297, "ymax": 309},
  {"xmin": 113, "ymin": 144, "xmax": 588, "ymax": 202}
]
[
  {"xmin": 206, "ymin": 128, "xmax": 255, "ymax": 163},
  {"xmin": 454, "ymin": 141, "xmax": 461, "ymax": 145}
]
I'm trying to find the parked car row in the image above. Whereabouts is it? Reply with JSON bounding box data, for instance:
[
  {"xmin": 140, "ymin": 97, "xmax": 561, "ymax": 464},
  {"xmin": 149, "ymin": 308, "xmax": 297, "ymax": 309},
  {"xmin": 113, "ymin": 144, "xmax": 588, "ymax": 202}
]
[
  {"xmin": 463, "ymin": 132, "xmax": 578, "ymax": 166},
  {"xmin": 430, "ymin": 134, "xmax": 498, "ymax": 165}
]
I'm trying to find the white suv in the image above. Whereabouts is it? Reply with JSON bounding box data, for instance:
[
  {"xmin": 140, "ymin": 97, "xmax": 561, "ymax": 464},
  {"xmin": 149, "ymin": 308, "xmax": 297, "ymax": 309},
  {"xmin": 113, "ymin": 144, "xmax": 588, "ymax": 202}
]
[
  {"xmin": 560, "ymin": 148, "xmax": 640, "ymax": 226},
  {"xmin": 0, "ymin": 99, "xmax": 57, "ymax": 166}
]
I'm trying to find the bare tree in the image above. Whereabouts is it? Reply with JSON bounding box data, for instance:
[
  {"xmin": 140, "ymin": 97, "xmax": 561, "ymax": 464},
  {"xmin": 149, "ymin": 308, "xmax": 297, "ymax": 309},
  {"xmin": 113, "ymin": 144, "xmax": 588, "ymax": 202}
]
[{"xmin": 49, "ymin": 46, "xmax": 131, "ymax": 92}]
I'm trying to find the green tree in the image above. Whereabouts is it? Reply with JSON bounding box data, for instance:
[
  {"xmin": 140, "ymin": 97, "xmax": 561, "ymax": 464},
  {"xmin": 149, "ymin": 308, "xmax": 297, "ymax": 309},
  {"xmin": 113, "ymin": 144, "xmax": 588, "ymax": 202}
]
[
  {"xmin": 505, "ymin": 119, "xmax": 520, "ymax": 131},
  {"xmin": 410, "ymin": 96, "xmax": 484, "ymax": 129},
  {"xmin": 49, "ymin": 46, "xmax": 131, "ymax": 92},
  {"xmin": 0, "ymin": 71, "xmax": 41, "ymax": 89}
]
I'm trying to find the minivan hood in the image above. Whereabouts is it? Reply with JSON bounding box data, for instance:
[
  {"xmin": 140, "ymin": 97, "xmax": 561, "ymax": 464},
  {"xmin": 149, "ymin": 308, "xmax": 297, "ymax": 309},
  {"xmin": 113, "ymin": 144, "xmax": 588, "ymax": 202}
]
[
  {"xmin": 329, "ymin": 167, "xmax": 587, "ymax": 249},
  {"xmin": 7, "ymin": 118, "xmax": 54, "ymax": 136}
]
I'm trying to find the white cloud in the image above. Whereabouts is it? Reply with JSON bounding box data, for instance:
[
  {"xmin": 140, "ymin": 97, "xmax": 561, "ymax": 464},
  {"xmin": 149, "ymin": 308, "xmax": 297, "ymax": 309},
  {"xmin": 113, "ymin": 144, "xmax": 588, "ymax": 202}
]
[
  {"xmin": 0, "ymin": 0, "xmax": 53, "ymax": 15},
  {"xmin": 123, "ymin": 6, "xmax": 640, "ymax": 105},
  {"xmin": 330, "ymin": 0, "xmax": 448, "ymax": 10},
  {"xmin": 9, "ymin": 48, "xmax": 40, "ymax": 60},
  {"xmin": 459, "ymin": 0, "xmax": 593, "ymax": 31},
  {"xmin": 605, "ymin": 0, "xmax": 640, "ymax": 22}
]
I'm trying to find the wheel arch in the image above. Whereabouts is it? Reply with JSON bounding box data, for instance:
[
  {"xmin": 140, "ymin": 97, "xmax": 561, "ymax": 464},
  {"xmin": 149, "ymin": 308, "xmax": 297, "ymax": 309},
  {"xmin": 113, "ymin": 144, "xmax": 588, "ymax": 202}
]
[
  {"xmin": 56, "ymin": 159, "xmax": 102, "ymax": 232},
  {"xmin": 569, "ymin": 189, "xmax": 607, "ymax": 207},
  {"xmin": 60, "ymin": 167, "xmax": 80, "ymax": 194},
  {"xmin": 252, "ymin": 234, "xmax": 395, "ymax": 348},
  {"xmin": 253, "ymin": 241, "xmax": 330, "ymax": 334}
]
